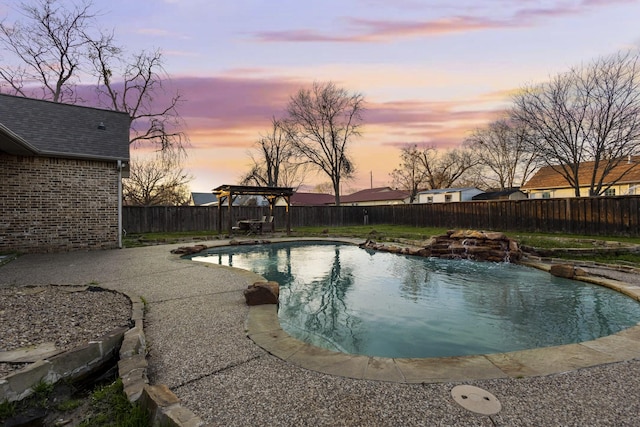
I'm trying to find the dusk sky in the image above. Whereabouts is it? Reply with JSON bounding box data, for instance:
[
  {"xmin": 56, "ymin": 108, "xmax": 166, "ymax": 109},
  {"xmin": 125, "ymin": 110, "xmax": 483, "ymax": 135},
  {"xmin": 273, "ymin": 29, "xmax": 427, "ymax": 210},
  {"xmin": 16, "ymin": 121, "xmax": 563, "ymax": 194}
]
[{"xmin": 4, "ymin": 0, "xmax": 640, "ymax": 193}]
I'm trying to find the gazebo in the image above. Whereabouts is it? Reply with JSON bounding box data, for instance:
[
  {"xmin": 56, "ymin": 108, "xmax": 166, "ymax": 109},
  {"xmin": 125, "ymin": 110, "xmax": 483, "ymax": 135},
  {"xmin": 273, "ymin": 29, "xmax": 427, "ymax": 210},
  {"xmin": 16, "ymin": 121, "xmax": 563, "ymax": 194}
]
[{"xmin": 213, "ymin": 185, "xmax": 294, "ymax": 235}]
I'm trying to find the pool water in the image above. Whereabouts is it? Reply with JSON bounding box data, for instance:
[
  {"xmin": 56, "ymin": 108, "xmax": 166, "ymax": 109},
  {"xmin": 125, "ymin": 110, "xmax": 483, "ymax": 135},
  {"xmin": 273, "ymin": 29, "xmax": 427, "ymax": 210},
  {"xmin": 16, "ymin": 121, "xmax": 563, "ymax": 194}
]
[{"xmin": 191, "ymin": 241, "xmax": 640, "ymax": 358}]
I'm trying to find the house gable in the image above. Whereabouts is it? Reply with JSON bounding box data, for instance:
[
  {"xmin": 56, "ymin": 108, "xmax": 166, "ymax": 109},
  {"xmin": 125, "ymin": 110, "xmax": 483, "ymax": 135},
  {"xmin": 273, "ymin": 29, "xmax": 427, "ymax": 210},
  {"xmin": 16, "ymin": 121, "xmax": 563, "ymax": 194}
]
[{"xmin": 191, "ymin": 192, "xmax": 217, "ymax": 206}]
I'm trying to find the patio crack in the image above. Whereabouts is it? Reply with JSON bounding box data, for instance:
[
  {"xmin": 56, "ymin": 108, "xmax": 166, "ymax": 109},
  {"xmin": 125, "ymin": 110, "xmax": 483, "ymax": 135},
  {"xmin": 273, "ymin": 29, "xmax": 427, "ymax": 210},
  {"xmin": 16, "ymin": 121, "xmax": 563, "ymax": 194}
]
[
  {"xmin": 151, "ymin": 289, "xmax": 242, "ymax": 304},
  {"xmin": 171, "ymin": 354, "xmax": 264, "ymax": 390}
]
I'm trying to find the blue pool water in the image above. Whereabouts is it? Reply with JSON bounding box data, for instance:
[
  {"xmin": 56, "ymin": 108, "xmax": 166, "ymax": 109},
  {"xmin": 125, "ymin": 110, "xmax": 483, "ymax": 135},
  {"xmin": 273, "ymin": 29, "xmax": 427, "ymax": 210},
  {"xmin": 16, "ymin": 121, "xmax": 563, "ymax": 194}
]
[{"xmin": 190, "ymin": 241, "xmax": 640, "ymax": 358}]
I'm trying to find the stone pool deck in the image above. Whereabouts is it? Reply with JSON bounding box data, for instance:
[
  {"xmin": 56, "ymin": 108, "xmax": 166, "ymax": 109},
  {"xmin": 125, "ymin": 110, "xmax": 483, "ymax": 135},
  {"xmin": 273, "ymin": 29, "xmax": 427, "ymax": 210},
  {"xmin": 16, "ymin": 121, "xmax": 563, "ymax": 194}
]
[{"xmin": 2, "ymin": 237, "xmax": 640, "ymax": 426}]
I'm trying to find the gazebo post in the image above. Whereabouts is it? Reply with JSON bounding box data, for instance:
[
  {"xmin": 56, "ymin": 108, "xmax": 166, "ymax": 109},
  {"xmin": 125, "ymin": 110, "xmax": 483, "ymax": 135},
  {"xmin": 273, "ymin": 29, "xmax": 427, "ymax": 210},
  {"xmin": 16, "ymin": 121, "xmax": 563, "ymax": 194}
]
[
  {"xmin": 227, "ymin": 189, "xmax": 233, "ymax": 235},
  {"xmin": 216, "ymin": 192, "xmax": 222, "ymax": 234},
  {"xmin": 286, "ymin": 195, "xmax": 291, "ymax": 235},
  {"xmin": 268, "ymin": 196, "xmax": 275, "ymax": 232}
]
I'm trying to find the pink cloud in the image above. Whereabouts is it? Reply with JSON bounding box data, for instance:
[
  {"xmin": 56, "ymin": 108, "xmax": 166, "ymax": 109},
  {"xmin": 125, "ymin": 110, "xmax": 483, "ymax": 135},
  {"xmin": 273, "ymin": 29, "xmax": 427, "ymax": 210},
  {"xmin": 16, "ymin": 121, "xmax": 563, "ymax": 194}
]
[
  {"xmin": 251, "ymin": 0, "xmax": 628, "ymax": 43},
  {"xmin": 169, "ymin": 77, "xmax": 506, "ymax": 150},
  {"xmin": 173, "ymin": 76, "xmax": 300, "ymax": 123},
  {"xmin": 253, "ymin": 16, "xmax": 505, "ymax": 43},
  {"xmin": 582, "ymin": 0, "xmax": 637, "ymax": 5},
  {"xmin": 365, "ymin": 99, "xmax": 500, "ymax": 128},
  {"xmin": 72, "ymin": 74, "xmax": 508, "ymax": 186}
]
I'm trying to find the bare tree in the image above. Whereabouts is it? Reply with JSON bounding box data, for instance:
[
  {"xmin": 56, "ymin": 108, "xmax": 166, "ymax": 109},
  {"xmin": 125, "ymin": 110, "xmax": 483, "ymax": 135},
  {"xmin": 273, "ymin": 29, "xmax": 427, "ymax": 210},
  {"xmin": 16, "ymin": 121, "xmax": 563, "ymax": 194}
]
[
  {"xmin": 390, "ymin": 145, "xmax": 429, "ymax": 203},
  {"xmin": 123, "ymin": 156, "xmax": 192, "ymax": 206},
  {"xmin": 313, "ymin": 182, "xmax": 335, "ymax": 194},
  {"xmin": 287, "ymin": 81, "xmax": 364, "ymax": 205},
  {"xmin": 418, "ymin": 146, "xmax": 479, "ymax": 190},
  {"xmin": 390, "ymin": 145, "xmax": 479, "ymax": 198},
  {"xmin": 241, "ymin": 116, "xmax": 305, "ymax": 188},
  {"xmin": 0, "ymin": 0, "xmax": 98, "ymax": 102},
  {"xmin": 465, "ymin": 118, "xmax": 539, "ymax": 190},
  {"xmin": 511, "ymin": 50, "xmax": 640, "ymax": 196},
  {"xmin": 0, "ymin": 0, "xmax": 187, "ymax": 156},
  {"xmin": 88, "ymin": 46, "xmax": 188, "ymax": 157}
]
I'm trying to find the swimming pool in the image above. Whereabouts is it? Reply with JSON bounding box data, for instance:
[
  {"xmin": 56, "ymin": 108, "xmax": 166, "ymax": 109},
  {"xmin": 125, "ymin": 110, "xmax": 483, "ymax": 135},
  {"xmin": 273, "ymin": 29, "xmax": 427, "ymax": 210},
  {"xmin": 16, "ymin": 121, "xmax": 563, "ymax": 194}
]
[{"xmin": 191, "ymin": 241, "xmax": 640, "ymax": 358}]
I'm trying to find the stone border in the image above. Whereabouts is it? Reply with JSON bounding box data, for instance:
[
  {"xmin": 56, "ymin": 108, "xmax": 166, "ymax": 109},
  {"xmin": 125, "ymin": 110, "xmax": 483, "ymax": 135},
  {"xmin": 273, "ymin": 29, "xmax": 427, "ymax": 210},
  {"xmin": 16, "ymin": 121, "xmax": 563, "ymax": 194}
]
[
  {"xmin": 0, "ymin": 324, "xmax": 127, "ymax": 402},
  {"xmin": 0, "ymin": 285, "xmax": 135, "ymax": 402},
  {"xmin": 521, "ymin": 241, "xmax": 640, "ymax": 258},
  {"xmin": 0, "ymin": 253, "xmax": 17, "ymax": 267},
  {"xmin": 118, "ymin": 295, "xmax": 204, "ymax": 426},
  {"xmin": 245, "ymin": 252, "xmax": 640, "ymax": 383},
  {"xmin": 0, "ymin": 285, "xmax": 132, "ymax": 403},
  {"xmin": 0, "ymin": 286, "xmax": 204, "ymax": 427}
]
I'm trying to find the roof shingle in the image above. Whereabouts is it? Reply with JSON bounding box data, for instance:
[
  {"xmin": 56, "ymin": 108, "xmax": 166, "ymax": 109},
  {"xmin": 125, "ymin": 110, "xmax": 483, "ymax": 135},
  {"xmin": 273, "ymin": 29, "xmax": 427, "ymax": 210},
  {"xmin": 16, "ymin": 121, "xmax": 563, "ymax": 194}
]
[
  {"xmin": 340, "ymin": 187, "xmax": 409, "ymax": 203},
  {"xmin": 290, "ymin": 192, "xmax": 335, "ymax": 206},
  {"xmin": 0, "ymin": 93, "xmax": 130, "ymax": 161}
]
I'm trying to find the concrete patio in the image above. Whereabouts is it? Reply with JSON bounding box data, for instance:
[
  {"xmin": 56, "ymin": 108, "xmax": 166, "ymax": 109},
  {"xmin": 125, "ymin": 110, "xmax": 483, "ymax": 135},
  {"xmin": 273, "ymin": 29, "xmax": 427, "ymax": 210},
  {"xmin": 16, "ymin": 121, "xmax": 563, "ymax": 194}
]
[{"xmin": 1, "ymin": 239, "xmax": 640, "ymax": 426}]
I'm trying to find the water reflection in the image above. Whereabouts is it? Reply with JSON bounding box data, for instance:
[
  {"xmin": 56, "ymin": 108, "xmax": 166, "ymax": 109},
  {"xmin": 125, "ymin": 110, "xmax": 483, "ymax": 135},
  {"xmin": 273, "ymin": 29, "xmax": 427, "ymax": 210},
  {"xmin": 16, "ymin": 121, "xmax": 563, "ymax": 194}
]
[
  {"xmin": 279, "ymin": 247, "xmax": 363, "ymax": 353},
  {"xmin": 189, "ymin": 242, "xmax": 640, "ymax": 358}
]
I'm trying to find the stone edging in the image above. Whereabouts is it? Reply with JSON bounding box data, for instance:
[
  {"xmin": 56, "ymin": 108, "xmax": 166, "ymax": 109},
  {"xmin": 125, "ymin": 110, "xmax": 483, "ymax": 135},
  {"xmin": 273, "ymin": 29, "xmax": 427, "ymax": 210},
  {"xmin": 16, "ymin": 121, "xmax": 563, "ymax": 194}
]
[
  {"xmin": 0, "ymin": 322, "xmax": 127, "ymax": 402},
  {"xmin": 118, "ymin": 295, "xmax": 204, "ymax": 427},
  {"xmin": 0, "ymin": 286, "xmax": 204, "ymax": 427}
]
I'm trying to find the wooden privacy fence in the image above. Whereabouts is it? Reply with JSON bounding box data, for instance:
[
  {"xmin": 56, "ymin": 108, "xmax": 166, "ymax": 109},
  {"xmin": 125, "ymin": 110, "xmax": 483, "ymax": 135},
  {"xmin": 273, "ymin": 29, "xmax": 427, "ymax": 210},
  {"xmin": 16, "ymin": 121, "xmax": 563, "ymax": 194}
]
[{"xmin": 123, "ymin": 195, "xmax": 640, "ymax": 237}]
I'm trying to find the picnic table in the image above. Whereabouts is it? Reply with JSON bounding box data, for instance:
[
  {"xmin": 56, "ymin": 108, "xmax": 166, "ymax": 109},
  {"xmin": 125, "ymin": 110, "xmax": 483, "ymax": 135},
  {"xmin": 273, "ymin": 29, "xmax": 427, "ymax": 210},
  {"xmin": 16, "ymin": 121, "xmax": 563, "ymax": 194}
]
[{"xmin": 236, "ymin": 219, "xmax": 263, "ymax": 234}]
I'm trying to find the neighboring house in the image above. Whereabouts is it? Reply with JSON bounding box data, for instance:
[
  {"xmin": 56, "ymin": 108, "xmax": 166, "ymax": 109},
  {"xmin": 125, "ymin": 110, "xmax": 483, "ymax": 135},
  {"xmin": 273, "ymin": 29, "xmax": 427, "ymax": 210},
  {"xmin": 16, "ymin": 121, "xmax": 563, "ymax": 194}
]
[
  {"xmin": 190, "ymin": 192, "xmax": 217, "ymax": 206},
  {"xmin": 0, "ymin": 94, "xmax": 130, "ymax": 253},
  {"xmin": 275, "ymin": 192, "xmax": 335, "ymax": 206},
  {"xmin": 472, "ymin": 188, "xmax": 528, "ymax": 201},
  {"xmin": 417, "ymin": 187, "xmax": 483, "ymax": 204},
  {"xmin": 522, "ymin": 157, "xmax": 640, "ymax": 199},
  {"xmin": 333, "ymin": 187, "xmax": 410, "ymax": 206},
  {"xmin": 194, "ymin": 191, "xmax": 267, "ymax": 207},
  {"xmin": 236, "ymin": 194, "xmax": 269, "ymax": 206}
]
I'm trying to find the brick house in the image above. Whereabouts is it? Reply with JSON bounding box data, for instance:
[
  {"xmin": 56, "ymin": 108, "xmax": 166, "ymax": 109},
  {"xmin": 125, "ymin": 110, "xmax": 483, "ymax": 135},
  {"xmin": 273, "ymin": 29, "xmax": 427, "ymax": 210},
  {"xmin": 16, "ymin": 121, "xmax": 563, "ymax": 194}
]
[{"xmin": 0, "ymin": 94, "xmax": 130, "ymax": 253}]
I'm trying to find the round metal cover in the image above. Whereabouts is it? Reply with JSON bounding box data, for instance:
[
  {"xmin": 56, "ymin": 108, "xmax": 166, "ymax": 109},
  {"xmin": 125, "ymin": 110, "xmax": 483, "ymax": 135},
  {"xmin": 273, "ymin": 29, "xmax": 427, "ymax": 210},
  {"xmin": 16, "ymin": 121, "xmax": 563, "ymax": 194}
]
[{"xmin": 451, "ymin": 385, "xmax": 502, "ymax": 415}]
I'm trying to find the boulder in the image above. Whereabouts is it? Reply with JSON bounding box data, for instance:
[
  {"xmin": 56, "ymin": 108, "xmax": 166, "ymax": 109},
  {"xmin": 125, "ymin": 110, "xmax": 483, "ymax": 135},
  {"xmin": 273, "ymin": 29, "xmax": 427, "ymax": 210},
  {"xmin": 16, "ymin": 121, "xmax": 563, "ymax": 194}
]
[
  {"xmin": 484, "ymin": 232, "xmax": 507, "ymax": 241},
  {"xmin": 244, "ymin": 281, "xmax": 280, "ymax": 306},
  {"xmin": 359, "ymin": 229, "xmax": 522, "ymax": 263},
  {"xmin": 450, "ymin": 230, "xmax": 486, "ymax": 240},
  {"xmin": 417, "ymin": 248, "xmax": 431, "ymax": 257},
  {"xmin": 170, "ymin": 244, "xmax": 208, "ymax": 255},
  {"xmin": 406, "ymin": 247, "xmax": 423, "ymax": 256},
  {"xmin": 550, "ymin": 264, "xmax": 575, "ymax": 279},
  {"xmin": 574, "ymin": 267, "xmax": 588, "ymax": 277}
]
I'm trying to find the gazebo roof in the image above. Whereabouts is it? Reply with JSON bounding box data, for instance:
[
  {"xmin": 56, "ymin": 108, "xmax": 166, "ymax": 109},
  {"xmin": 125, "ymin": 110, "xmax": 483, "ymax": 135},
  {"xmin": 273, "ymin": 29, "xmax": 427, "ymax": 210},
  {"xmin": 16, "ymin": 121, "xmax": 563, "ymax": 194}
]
[{"xmin": 213, "ymin": 185, "xmax": 294, "ymax": 198}]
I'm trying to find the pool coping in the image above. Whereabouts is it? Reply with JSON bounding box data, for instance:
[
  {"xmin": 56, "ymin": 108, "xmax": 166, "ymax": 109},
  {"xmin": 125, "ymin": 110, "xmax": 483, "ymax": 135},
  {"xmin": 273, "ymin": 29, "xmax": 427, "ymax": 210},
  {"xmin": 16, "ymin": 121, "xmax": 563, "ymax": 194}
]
[{"xmin": 199, "ymin": 237, "xmax": 640, "ymax": 383}]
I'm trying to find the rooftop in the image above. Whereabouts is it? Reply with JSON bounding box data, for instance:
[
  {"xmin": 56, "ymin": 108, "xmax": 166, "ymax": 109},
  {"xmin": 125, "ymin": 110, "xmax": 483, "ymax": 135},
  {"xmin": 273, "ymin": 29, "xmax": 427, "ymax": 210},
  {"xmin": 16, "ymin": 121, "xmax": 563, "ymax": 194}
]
[
  {"xmin": 0, "ymin": 93, "xmax": 130, "ymax": 161},
  {"xmin": 418, "ymin": 187, "xmax": 481, "ymax": 195},
  {"xmin": 340, "ymin": 187, "xmax": 409, "ymax": 203},
  {"xmin": 522, "ymin": 157, "xmax": 640, "ymax": 190}
]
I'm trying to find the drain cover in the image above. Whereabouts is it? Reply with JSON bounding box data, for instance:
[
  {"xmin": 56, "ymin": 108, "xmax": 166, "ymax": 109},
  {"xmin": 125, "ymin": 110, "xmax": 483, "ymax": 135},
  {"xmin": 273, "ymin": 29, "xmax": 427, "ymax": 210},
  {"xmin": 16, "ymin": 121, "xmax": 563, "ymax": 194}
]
[{"xmin": 451, "ymin": 385, "xmax": 502, "ymax": 415}]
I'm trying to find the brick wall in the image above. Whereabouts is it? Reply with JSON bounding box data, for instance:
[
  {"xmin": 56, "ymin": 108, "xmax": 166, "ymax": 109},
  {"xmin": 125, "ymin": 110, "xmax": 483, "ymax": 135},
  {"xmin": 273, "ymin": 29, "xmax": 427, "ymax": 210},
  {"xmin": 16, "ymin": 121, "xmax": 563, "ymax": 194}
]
[{"xmin": 0, "ymin": 153, "xmax": 120, "ymax": 253}]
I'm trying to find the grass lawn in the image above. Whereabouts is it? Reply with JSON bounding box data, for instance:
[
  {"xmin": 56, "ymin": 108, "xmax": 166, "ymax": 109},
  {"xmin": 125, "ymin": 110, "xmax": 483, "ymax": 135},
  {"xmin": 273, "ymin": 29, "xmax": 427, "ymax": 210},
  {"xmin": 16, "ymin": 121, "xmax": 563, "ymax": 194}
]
[{"xmin": 125, "ymin": 225, "xmax": 640, "ymax": 265}]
